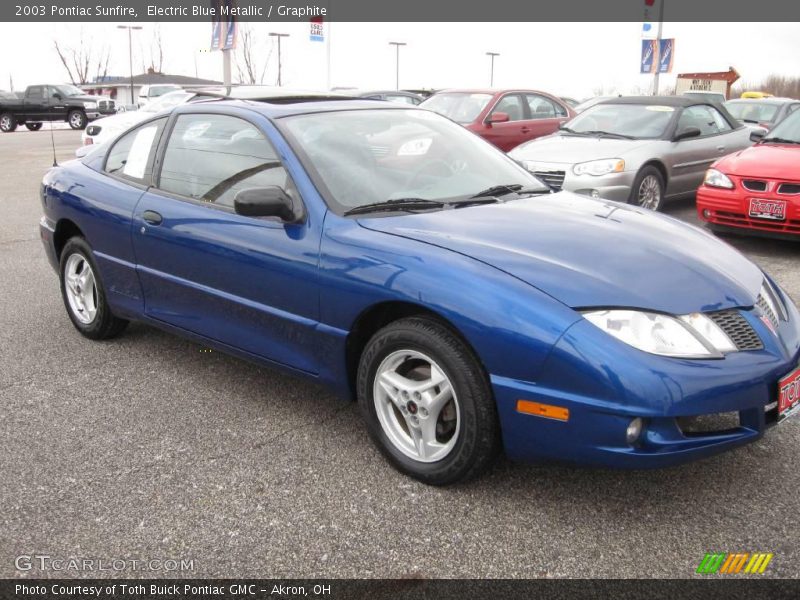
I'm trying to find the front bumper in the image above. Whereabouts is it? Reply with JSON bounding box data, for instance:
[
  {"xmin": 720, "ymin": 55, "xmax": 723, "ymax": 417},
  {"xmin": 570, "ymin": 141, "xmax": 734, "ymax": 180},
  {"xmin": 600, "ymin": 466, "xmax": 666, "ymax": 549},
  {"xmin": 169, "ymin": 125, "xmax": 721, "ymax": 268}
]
[
  {"xmin": 523, "ymin": 161, "xmax": 636, "ymax": 202},
  {"xmin": 697, "ymin": 185, "xmax": 800, "ymax": 237},
  {"xmin": 492, "ymin": 301, "xmax": 800, "ymax": 468},
  {"xmin": 39, "ymin": 216, "xmax": 58, "ymax": 272}
]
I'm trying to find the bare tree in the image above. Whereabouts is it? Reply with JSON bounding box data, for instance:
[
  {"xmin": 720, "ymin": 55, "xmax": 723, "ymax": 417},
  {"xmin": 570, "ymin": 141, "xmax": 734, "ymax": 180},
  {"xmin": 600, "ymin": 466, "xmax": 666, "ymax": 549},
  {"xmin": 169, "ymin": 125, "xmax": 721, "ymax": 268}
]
[
  {"xmin": 54, "ymin": 31, "xmax": 111, "ymax": 85},
  {"xmin": 235, "ymin": 25, "xmax": 272, "ymax": 85},
  {"xmin": 149, "ymin": 26, "xmax": 165, "ymax": 73}
]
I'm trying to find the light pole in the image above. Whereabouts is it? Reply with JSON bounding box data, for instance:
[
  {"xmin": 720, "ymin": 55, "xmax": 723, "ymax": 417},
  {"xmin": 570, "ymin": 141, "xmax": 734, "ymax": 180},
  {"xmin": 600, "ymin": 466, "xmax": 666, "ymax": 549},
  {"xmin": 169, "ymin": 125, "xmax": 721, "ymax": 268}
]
[
  {"xmin": 117, "ymin": 25, "xmax": 143, "ymax": 106},
  {"xmin": 388, "ymin": 41, "xmax": 406, "ymax": 90},
  {"xmin": 269, "ymin": 32, "xmax": 290, "ymax": 86},
  {"xmin": 486, "ymin": 52, "xmax": 500, "ymax": 87}
]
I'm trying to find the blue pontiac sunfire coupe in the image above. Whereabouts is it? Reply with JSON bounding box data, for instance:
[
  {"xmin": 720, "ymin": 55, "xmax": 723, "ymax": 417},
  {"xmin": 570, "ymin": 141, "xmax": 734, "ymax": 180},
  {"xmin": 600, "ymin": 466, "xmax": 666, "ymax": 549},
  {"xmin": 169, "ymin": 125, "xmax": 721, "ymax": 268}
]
[{"xmin": 39, "ymin": 97, "xmax": 800, "ymax": 485}]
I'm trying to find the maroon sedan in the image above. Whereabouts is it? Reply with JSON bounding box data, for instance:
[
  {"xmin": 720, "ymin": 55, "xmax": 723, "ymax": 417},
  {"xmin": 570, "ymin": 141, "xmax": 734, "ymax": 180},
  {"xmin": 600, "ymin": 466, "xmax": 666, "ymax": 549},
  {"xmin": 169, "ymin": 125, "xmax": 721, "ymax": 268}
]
[{"xmin": 419, "ymin": 89, "xmax": 575, "ymax": 151}]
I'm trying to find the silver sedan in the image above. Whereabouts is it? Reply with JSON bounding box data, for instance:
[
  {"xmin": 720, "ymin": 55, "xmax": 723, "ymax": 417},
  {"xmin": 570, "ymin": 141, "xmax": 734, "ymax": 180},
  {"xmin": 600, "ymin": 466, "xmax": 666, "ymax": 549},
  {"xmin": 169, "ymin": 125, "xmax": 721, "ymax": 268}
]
[{"xmin": 508, "ymin": 96, "xmax": 754, "ymax": 210}]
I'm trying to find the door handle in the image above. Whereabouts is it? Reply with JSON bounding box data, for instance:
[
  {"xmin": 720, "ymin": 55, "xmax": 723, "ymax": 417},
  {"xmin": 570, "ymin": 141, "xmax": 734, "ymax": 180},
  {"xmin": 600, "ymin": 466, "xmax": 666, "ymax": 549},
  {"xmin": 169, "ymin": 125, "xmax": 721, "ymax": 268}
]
[
  {"xmin": 716, "ymin": 146, "xmax": 726, "ymax": 152},
  {"xmin": 520, "ymin": 127, "xmax": 531, "ymax": 134},
  {"xmin": 142, "ymin": 210, "xmax": 163, "ymax": 225}
]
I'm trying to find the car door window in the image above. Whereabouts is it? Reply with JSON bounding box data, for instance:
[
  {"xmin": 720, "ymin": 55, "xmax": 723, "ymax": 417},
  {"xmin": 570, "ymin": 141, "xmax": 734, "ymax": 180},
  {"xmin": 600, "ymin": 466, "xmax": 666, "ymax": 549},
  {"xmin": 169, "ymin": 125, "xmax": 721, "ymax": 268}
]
[
  {"xmin": 27, "ymin": 86, "xmax": 44, "ymax": 100},
  {"xmin": 492, "ymin": 94, "xmax": 525, "ymax": 122},
  {"xmin": 386, "ymin": 94, "xmax": 419, "ymax": 105},
  {"xmin": 104, "ymin": 118, "xmax": 166, "ymax": 184},
  {"xmin": 47, "ymin": 87, "xmax": 61, "ymax": 101},
  {"xmin": 158, "ymin": 113, "xmax": 296, "ymax": 209},
  {"xmin": 677, "ymin": 105, "xmax": 729, "ymax": 137},
  {"xmin": 525, "ymin": 94, "xmax": 566, "ymax": 119}
]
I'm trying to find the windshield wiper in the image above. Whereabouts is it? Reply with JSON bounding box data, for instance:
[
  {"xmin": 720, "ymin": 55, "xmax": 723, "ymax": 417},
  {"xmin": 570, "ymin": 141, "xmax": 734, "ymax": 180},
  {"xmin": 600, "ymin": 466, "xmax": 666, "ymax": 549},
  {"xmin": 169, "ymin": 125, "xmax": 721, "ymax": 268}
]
[
  {"xmin": 469, "ymin": 184, "xmax": 550, "ymax": 199},
  {"xmin": 579, "ymin": 130, "xmax": 636, "ymax": 140},
  {"xmin": 343, "ymin": 198, "xmax": 445, "ymax": 216},
  {"xmin": 761, "ymin": 137, "xmax": 800, "ymax": 145}
]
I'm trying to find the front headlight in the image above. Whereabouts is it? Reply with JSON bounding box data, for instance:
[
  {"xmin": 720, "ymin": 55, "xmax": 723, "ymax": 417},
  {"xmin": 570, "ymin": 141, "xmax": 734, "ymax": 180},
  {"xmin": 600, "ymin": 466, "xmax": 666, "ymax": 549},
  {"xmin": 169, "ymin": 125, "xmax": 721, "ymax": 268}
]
[
  {"xmin": 83, "ymin": 101, "xmax": 98, "ymax": 109},
  {"xmin": 583, "ymin": 310, "xmax": 736, "ymax": 358},
  {"xmin": 573, "ymin": 158, "xmax": 625, "ymax": 176},
  {"xmin": 703, "ymin": 168, "xmax": 734, "ymax": 189}
]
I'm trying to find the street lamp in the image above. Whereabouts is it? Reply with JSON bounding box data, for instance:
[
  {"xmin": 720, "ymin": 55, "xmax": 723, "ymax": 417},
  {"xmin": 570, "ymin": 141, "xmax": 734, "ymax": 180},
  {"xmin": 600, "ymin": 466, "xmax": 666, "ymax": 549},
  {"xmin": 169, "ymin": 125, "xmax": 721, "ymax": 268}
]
[
  {"xmin": 269, "ymin": 32, "xmax": 290, "ymax": 86},
  {"xmin": 388, "ymin": 41, "xmax": 407, "ymax": 90},
  {"xmin": 486, "ymin": 52, "xmax": 500, "ymax": 87},
  {"xmin": 117, "ymin": 25, "xmax": 143, "ymax": 106}
]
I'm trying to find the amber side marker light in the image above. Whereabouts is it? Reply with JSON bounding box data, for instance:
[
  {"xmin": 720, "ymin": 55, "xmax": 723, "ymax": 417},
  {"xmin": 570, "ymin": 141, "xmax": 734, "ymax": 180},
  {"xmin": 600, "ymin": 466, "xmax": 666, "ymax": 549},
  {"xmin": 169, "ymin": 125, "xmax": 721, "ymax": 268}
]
[{"xmin": 516, "ymin": 400, "xmax": 569, "ymax": 421}]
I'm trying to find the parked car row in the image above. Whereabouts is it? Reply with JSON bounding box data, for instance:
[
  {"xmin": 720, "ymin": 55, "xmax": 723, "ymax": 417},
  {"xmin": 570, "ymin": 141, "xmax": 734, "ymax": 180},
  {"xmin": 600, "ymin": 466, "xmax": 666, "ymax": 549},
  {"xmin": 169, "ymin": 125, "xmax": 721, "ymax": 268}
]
[{"xmin": 39, "ymin": 93, "xmax": 800, "ymax": 485}]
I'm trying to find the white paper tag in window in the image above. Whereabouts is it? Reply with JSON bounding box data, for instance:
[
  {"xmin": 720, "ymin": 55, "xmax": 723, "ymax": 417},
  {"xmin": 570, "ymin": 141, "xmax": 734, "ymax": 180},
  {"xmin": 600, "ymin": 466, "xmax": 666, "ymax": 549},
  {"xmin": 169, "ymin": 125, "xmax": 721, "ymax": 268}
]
[{"xmin": 123, "ymin": 125, "xmax": 158, "ymax": 179}]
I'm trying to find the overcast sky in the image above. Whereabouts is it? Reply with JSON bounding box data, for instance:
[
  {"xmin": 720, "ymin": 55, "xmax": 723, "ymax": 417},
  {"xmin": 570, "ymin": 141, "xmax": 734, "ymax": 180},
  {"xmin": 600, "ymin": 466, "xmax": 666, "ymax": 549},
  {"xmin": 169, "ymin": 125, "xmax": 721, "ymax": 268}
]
[{"xmin": 1, "ymin": 22, "xmax": 798, "ymax": 98}]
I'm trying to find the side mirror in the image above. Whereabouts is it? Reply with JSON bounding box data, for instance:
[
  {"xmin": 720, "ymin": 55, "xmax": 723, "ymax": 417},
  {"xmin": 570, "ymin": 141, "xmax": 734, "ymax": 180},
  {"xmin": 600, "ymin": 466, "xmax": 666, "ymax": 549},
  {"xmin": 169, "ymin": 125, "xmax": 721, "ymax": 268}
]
[
  {"xmin": 486, "ymin": 111, "xmax": 510, "ymax": 125},
  {"xmin": 53, "ymin": 92, "xmax": 63, "ymax": 100},
  {"xmin": 234, "ymin": 186, "xmax": 303, "ymax": 223},
  {"xmin": 673, "ymin": 126, "xmax": 702, "ymax": 141},
  {"xmin": 750, "ymin": 129, "xmax": 766, "ymax": 142}
]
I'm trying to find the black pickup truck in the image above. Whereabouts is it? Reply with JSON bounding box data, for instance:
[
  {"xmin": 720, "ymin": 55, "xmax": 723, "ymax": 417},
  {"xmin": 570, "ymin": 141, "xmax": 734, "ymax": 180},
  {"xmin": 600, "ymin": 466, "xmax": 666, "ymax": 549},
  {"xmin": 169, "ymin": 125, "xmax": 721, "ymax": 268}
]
[{"xmin": 0, "ymin": 84, "xmax": 116, "ymax": 132}]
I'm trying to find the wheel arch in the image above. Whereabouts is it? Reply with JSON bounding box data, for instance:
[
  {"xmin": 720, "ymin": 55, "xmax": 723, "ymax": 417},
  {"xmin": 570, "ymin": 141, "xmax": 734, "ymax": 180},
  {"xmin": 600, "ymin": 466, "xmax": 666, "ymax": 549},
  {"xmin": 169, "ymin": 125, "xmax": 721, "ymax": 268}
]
[
  {"xmin": 344, "ymin": 300, "xmax": 483, "ymax": 401},
  {"xmin": 53, "ymin": 219, "xmax": 85, "ymax": 260},
  {"xmin": 639, "ymin": 159, "xmax": 668, "ymax": 187}
]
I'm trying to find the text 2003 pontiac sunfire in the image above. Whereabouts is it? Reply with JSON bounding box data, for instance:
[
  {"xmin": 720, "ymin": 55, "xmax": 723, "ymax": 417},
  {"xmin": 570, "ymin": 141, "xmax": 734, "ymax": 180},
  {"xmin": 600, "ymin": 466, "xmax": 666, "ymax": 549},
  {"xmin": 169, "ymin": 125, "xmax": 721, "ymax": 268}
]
[{"xmin": 40, "ymin": 97, "xmax": 800, "ymax": 484}]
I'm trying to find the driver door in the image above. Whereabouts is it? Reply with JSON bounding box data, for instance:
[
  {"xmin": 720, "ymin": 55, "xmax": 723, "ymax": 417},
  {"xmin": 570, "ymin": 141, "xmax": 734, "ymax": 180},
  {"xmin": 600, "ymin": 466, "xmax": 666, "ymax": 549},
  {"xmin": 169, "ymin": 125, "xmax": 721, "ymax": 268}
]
[{"xmin": 132, "ymin": 112, "xmax": 322, "ymax": 373}]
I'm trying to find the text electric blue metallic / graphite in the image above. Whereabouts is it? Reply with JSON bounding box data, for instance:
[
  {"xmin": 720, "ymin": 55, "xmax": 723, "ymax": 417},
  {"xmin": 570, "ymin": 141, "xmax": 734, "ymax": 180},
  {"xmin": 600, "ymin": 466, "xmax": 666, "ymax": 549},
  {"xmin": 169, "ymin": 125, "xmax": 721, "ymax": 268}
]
[{"xmin": 39, "ymin": 98, "xmax": 800, "ymax": 485}]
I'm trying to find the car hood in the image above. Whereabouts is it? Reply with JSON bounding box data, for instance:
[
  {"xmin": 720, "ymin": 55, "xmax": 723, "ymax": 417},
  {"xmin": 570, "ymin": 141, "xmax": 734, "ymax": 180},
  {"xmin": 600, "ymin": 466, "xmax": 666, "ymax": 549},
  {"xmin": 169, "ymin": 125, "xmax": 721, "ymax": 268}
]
[
  {"xmin": 358, "ymin": 192, "xmax": 762, "ymax": 314},
  {"xmin": 716, "ymin": 143, "xmax": 800, "ymax": 178},
  {"xmin": 509, "ymin": 134, "xmax": 654, "ymax": 165},
  {"xmin": 88, "ymin": 111, "xmax": 147, "ymax": 131}
]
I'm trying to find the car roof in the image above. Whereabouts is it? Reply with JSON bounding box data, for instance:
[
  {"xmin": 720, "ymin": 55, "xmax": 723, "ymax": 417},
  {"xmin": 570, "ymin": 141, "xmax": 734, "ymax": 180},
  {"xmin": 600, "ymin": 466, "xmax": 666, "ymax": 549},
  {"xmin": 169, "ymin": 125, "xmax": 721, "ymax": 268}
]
[
  {"xmin": 433, "ymin": 88, "xmax": 552, "ymax": 95},
  {"xmin": 598, "ymin": 96, "xmax": 705, "ymax": 107},
  {"xmin": 177, "ymin": 97, "xmax": 407, "ymax": 119},
  {"xmin": 726, "ymin": 97, "xmax": 796, "ymax": 105}
]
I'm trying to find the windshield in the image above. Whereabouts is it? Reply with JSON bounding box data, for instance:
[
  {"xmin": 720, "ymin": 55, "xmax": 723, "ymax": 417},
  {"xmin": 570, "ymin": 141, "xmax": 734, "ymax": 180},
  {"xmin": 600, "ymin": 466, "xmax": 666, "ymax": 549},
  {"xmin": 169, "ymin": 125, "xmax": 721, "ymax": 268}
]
[
  {"xmin": 280, "ymin": 108, "xmax": 547, "ymax": 213},
  {"xmin": 148, "ymin": 85, "xmax": 180, "ymax": 97},
  {"xmin": 54, "ymin": 84, "xmax": 84, "ymax": 97},
  {"xmin": 142, "ymin": 91, "xmax": 193, "ymax": 113},
  {"xmin": 564, "ymin": 103, "xmax": 674, "ymax": 139},
  {"xmin": 725, "ymin": 101, "xmax": 779, "ymax": 123},
  {"xmin": 762, "ymin": 109, "xmax": 800, "ymax": 143},
  {"xmin": 419, "ymin": 93, "xmax": 493, "ymax": 124}
]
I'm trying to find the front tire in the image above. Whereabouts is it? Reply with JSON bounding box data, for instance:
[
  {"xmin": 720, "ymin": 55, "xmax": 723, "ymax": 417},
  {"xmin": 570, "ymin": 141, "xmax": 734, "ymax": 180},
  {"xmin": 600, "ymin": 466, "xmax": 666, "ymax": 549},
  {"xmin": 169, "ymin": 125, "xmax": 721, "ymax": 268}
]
[
  {"xmin": 59, "ymin": 237, "xmax": 128, "ymax": 340},
  {"xmin": 357, "ymin": 317, "xmax": 500, "ymax": 485},
  {"xmin": 0, "ymin": 113, "xmax": 17, "ymax": 132},
  {"xmin": 68, "ymin": 110, "xmax": 88, "ymax": 130},
  {"xmin": 629, "ymin": 165, "xmax": 665, "ymax": 211},
  {"xmin": 25, "ymin": 122, "xmax": 42, "ymax": 131}
]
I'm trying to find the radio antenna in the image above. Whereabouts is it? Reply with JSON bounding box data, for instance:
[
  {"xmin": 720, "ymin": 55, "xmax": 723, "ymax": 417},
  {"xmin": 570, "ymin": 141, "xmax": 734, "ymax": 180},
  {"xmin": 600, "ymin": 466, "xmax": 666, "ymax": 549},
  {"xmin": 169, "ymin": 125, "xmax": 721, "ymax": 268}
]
[{"xmin": 49, "ymin": 120, "xmax": 58, "ymax": 167}]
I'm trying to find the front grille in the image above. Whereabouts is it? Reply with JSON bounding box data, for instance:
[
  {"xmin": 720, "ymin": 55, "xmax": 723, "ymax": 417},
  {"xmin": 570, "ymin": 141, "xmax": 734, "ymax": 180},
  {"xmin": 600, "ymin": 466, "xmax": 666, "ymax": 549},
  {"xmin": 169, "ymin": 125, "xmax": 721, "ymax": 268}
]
[
  {"xmin": 678, "ymin": 412, "xmax": 740, "ymax": 435},
  {"xmin": 97, "ymin": 100, "xmax": 115, "ymax": 112},
  {"xmin": 533, "ymin": 170, "xmax": 565, "ymax": 191},
  {"xmin": 707, "ymin": 309, "xmax": 764, "ymax": 351},
  {"xmin": 742, "ymin": 179, "xmax": 767, "ymax": 192},
  {"xmin": 757, "ymin": 293, "xmax": 779, "ymax": 329},
  {"xmin": 778, "ymin": 183, "xmax": 800, "ymax": 195},
  {"xmin": 370, "ymin": 145, "xmax": 390, "ymax": 158}
]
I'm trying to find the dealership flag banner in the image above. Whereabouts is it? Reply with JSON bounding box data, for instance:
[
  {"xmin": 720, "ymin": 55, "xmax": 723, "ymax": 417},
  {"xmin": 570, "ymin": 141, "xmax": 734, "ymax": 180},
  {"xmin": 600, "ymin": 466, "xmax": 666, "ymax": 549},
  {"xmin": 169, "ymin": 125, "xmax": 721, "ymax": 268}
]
[
  {"xmin": 658, "ymin": 38, "xmax": 675, "ymax": 73},
  {"xmin": 640, "ymin": 39, "xmax": 657, "ymax": 73},
  {"xmin": 222, "ymin": 0, "xmax": 237, "ymax": 49}
]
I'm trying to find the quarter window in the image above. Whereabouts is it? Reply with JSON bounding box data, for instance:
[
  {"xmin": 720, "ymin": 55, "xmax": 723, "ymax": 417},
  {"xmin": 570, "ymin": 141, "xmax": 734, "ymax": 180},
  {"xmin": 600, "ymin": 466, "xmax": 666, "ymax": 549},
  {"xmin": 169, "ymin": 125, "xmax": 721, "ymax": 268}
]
[
  {"xmin": 525, "ymin": 94, "xmax": 566, "ymax": 119},
  {"xmin": 158, "ymin": 114, "xmax": 295, "ymax": 208},
  {"xmin": 104, "ymin": 118, "xmax": 166, "ymax": 184}
]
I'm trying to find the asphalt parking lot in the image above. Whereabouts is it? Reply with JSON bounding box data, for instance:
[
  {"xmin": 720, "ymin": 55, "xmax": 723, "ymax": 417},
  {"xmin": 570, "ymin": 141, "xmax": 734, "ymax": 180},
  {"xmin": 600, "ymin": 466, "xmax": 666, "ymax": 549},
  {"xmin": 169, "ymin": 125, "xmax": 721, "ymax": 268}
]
[{"xmin": 2, "ymin": 129, "xmax": 799, "ymax": 579}]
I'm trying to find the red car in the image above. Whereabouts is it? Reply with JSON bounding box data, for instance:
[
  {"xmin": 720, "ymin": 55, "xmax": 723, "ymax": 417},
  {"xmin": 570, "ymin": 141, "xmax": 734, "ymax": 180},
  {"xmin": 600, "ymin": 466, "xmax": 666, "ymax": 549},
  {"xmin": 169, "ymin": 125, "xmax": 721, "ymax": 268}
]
[
  {"xmin": 419, "ymin": 89, "xmax": 575, "ymax": 151},
  {"xmin": 697, "ymin": 109, "xmax": 800, "ymax": 239}
]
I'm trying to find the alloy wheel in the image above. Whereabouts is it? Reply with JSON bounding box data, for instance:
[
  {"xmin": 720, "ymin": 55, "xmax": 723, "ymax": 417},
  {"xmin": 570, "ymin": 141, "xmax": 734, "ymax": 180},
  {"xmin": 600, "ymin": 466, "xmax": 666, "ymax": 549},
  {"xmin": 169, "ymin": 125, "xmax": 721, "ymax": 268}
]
[
  {"xmin": 64, "ymin": 253, "xmax": 98, "ymax": 324},
  {"xmin": 637, "ymin": 174, "xmax": 662, "ymax": 210}
]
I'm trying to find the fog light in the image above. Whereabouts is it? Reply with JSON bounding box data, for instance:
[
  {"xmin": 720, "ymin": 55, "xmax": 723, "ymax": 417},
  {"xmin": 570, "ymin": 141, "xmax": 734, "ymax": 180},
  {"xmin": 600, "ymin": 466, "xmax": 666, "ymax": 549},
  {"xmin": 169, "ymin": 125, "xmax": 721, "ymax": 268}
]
[
  {"xmin": 591, "ymin": 190, "xmax": 600, "ymax": 198},
  {"xmin": 626, "ymin": 418, "xmax": 644, "ymax": 444},
  {"xmin": 703, "ymin": 209, "xmax": 711, "ymax": 218}
]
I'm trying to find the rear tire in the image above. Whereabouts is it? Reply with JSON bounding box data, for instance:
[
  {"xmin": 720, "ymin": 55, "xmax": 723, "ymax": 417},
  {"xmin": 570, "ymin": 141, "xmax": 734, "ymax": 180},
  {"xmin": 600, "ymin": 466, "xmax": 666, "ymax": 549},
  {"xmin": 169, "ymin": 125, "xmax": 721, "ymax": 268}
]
[
  {"xmin": 68, "ymin": 110, "xmax": 88, "ymax": 130},
  {"xmin": 0, "ymin": 113, "xmax": 17, "ymax": 132},
  {"xmin": 629, "ymin": 165, "xmax": 665, "ymax": 211},
  {"xmin": 25, "ymin": 122, "xmax": 42, "ymax": 131},
  {"xmin": 357, "ymin": 316, "xmax": 500, "ymax": 485},
  {"xmin": 59, "ymin": 237, "xmax": 128, "ymax": 340}
]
